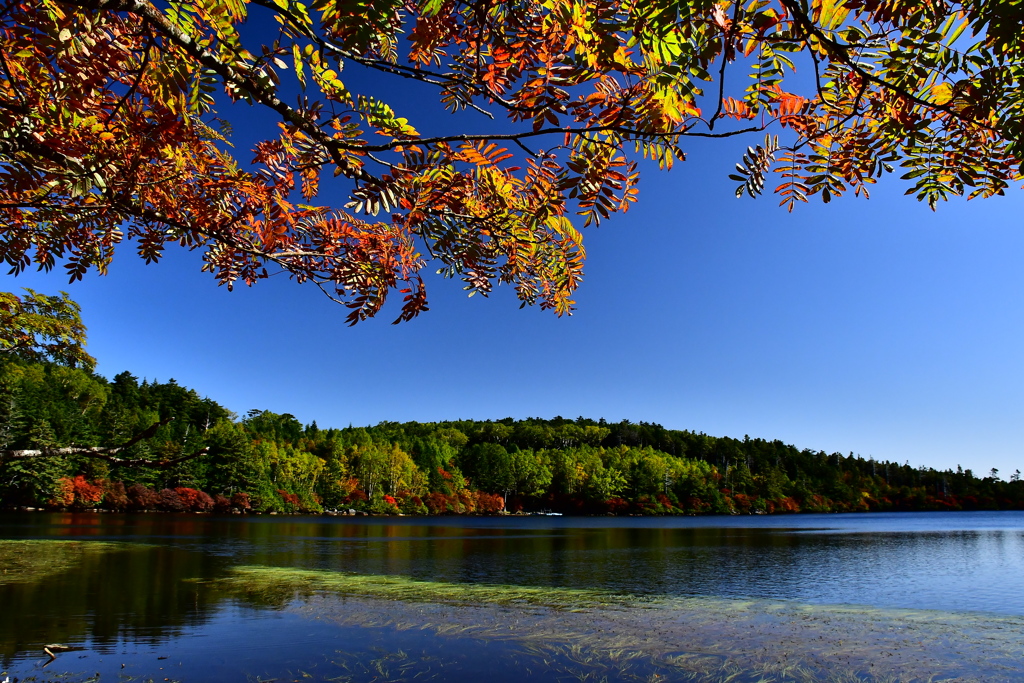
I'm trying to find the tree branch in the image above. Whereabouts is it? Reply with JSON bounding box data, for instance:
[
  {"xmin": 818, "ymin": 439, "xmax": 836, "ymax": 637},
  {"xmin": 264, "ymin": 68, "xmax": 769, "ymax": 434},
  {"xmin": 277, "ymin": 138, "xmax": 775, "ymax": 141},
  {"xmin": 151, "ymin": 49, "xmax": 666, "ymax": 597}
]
[
  {"xmin": 776, "ymin": 0, "xmax": 1001, "ymax": 134},
  {"xmin": 353, "ymin": 124, "xmax": 762, "ymax": 153},
  {"xmin": 246, "ymin": 0, "xmax": 523, "ymax": 118},
  {"xmin": 0, "ymin": 417, "xmax": 210, "ymax": 467},
  {"xmin": 64, "ymin": 0, "xmax": 372, "ymax": 178}
]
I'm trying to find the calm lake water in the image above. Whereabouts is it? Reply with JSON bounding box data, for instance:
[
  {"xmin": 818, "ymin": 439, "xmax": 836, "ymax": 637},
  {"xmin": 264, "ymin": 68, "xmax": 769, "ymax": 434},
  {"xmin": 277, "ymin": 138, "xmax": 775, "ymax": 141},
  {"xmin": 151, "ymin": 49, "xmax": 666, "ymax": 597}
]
[{"xmin": 2, "ymin": 511, "xmax": 1023, "ymax": 682}]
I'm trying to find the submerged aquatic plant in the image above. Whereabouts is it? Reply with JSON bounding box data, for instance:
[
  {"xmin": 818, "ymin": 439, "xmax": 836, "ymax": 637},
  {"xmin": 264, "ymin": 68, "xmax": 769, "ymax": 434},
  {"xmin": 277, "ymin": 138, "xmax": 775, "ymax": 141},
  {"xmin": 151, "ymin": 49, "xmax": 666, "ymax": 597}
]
[
  {"xmin": 216, "ymin": 565, "xmax": 1024, "ymax": 683},
  {"xmin": 4, "ymin": 546, "xmax": 1020, "ymax": 683},
  {"xmin": 220, "ymin": 565, "xmax": 639, "ymax": 610},
  {"xmin": 317, "ymin": 638, "xmax": 929, "ymax": 683}
]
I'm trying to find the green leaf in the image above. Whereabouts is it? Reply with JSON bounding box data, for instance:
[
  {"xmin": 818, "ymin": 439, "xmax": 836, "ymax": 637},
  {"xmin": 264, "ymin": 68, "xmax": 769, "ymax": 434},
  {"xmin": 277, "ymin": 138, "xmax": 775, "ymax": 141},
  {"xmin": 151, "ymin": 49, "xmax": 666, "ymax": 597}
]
[
  {"xmin": 421, "ymin": 0, "xmax": 444, "ymax": 17},
  {"xmin": 293, "ymin": 43, "xmax": 305, "ymax": 89}
]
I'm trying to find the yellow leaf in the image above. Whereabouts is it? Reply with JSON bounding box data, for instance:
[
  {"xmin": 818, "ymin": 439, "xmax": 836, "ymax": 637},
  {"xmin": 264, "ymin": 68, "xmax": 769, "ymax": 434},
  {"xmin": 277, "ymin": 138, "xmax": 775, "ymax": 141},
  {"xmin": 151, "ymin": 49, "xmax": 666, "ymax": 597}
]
[
  {"xmin": 814, "ymin": 0, "xmax": 849, "ymax": 31},
  {"xmin": 293, "ymin": 44, "xmax": 305, "ymax": 88},
  {"xmin": 931, "ymin": 83, "xmax": 953, "ymax": 105}
]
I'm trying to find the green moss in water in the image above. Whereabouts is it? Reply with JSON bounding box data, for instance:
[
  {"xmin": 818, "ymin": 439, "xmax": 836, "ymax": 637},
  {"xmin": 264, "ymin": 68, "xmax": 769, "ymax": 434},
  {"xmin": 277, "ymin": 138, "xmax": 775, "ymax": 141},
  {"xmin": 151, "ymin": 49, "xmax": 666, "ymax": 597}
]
[
  {"xmin": 220, "ymin": 566, "xmax": 1024, "ymax": 682},
  {"xmin": 0, "ymin": 539, "xmax": 133, "ymax": 585},
  {"xmin": 221, "ymin": 565, "xmax": 638, "ymax": 609}
]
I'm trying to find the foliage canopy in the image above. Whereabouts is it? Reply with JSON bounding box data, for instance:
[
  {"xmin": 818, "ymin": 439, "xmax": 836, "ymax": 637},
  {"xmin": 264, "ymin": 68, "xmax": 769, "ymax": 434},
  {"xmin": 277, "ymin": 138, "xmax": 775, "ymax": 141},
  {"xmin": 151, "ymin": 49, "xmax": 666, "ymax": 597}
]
[
  {"xmin": 0, "ymin": 289, "xmax": 95, "ymax": 371},
  {"xmin": 2, "ymin": 0, "xmax": 1022, "ymax": 321},
  {"xmin": 2, "ymin": 353, "xmax": 1022, "ymax": 513}
]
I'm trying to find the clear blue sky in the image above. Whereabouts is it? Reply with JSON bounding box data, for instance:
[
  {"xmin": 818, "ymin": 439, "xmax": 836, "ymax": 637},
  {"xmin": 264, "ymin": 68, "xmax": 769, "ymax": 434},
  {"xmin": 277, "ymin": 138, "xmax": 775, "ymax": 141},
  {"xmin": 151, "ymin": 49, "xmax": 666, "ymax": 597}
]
[{"xmin": 4, "ymin": 33, "xmax": 1023, "ymax": 478}]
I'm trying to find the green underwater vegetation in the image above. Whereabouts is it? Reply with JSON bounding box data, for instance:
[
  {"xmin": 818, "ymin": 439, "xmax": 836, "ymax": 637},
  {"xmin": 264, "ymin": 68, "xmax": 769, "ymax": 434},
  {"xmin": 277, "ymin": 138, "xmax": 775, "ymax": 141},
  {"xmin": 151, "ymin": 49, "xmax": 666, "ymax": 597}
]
[
  {"xmin": 215, "ymin": 564, "xmax": 1024, "ymax": 683},
  {"xmin": 217, "ymin": 564, "xmax": 638, "ymax": 610},
  {"xmin": 3, "ymin": 539, "xmax": 1023, "ymax": 682}
]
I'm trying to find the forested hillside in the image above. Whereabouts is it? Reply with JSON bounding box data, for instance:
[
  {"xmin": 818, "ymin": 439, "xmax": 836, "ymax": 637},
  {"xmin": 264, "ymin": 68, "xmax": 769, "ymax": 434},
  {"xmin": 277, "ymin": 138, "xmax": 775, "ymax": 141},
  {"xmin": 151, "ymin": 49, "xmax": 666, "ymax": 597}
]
[{"xmin": 1, "ymin": 357, "xmax": 1021, "ymax": 515}]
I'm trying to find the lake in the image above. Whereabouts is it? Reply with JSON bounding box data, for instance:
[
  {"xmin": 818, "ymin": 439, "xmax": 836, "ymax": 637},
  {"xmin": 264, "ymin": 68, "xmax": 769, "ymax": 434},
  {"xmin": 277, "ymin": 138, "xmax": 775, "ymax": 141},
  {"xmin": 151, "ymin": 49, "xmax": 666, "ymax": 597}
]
[{"xmin": 2, "ymin": 511, "xmax": 1023, "ymax": 682}]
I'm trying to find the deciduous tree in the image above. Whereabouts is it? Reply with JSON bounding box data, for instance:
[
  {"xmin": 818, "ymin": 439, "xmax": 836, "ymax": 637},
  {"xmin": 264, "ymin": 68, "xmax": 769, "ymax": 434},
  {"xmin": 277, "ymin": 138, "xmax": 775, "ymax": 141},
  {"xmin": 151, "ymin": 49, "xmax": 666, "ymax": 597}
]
[
  {"xmin": 1, "ymin": 296, "xmax": 212, "ymax": 469},
  {"xmin": 0, "ymin": 290, "xmax": 94, "ymax": 370},
  {"xmin": 3, "ymin": 0, "xmax": 1020, "ymax": 322}
]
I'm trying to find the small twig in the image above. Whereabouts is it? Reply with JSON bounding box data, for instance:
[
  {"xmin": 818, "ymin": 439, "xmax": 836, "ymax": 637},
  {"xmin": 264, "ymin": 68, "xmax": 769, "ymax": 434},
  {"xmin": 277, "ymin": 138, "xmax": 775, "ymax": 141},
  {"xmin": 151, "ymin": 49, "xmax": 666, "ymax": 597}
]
[{"xmin": 777, "ymin": 0, "xmax": 1000, "ymax": 134}]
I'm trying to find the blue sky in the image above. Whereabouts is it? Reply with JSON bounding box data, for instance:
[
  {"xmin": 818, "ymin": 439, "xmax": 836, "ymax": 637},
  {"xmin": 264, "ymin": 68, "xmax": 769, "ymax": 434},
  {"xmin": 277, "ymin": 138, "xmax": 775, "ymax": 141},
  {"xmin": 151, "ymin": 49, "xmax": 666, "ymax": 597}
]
[
  {"xmin": 4, "ymin": 21, "xmax": 1023, "ymax": 478},
  {"xmin": 7, "ymin": 138, "xmax": 1022, "ymax": 477}
]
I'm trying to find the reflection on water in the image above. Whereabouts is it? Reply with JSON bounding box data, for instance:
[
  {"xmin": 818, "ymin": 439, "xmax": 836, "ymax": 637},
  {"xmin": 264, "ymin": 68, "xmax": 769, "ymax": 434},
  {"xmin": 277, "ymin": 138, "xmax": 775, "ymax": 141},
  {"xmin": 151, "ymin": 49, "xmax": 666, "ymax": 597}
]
[
  {"xmin": 2, "ymin": 511, "xmax": 1023, "ymax": 681},
  {"xmin": 4, "ymin": 511, "xmax": 1021, "ymax": 612},
  {"xmin": 0, "ymin": 540, "xmax": 229, "ymax": 663}
]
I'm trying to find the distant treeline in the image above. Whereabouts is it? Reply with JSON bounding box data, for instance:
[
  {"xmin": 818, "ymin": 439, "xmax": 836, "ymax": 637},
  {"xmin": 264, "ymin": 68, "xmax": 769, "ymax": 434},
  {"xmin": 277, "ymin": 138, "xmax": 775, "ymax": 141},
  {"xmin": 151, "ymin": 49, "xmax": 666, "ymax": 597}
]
[{"xmin": 1, "ymin": 357, "xmax": 1022, "ymax": 515}]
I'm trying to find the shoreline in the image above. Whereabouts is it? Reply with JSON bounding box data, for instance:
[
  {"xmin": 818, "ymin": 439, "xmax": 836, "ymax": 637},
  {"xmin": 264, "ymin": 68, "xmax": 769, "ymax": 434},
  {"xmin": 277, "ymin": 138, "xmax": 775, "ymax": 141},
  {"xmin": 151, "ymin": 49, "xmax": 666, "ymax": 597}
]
[{"xmin": 3, "ymin": 505, "xmax": 1023, "ymax": 516}]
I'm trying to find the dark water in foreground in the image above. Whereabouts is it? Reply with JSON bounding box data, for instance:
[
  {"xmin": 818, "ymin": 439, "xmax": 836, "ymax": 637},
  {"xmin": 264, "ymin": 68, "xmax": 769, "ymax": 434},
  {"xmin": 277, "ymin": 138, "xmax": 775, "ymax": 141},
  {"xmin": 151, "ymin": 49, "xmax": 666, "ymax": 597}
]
[{"xmin": 2, "ymin": 511, "xmax": 1023, "ymax": 682}]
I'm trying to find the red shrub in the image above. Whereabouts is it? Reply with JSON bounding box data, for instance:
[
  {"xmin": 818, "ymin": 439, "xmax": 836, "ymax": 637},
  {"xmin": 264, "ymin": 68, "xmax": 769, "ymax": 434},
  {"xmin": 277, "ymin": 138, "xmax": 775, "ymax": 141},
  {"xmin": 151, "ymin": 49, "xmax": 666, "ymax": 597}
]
[
  {"xmin": 457, "ymin": 490, "xmax": 477, "ymax": 513},
  {"xmin": 103, "ymin": 481, "xmax": 129, "ymax": 510},
  {"xmin": 157, "ymin": 488, "xmax": 187, "ymax": 512},
  {"xmin": 732, "ymin": 493, "xmax": 753, "ymax": 513},
  {"xmin": 476, "ymin": 492, "xmax": 505, "ymax": 514},
  {"xmin": 425, "ymin": 492, "xmax": 451, "ymax": 514},
  {"xmin": 72, "ymin": 475, "xmax": 104, "ymax": 506},
  {"xmin": 337, "ymin": 478, "xmax": 361, "ymax": 498},
  {"xmin": 175, "ymin": 487, "xmax": 214, "ymax": 512},
  {"xmin": 49, "ymin": 477, "xmax": 74, "ymax": 507},
  {"xmin": 277, "ymin": 489, "xmax": 301, "ymax": 510},
  {"xmin": 344, "ymin": 489, "xmax": 368, "ymax": 505},
  {"xmin": 604, "ymin": 497, "xmax": 630, "ymax": 514},
  {"xmin": 213, "ymin": 494, "xmax": 232, "ymax": 512},
  {"xmin": 126, "ymin": 483, "xmax": 159, "ymax": 511},
  {"xmin": 634, "ymin": 495, "xmax": 657, "ymax": 513},
  {"xmin": 196, "ymin": 490, "xmax": 215, "ymax": 511},
  {"xmin": 230, "ymin": 491, "xmax": 252, "ymax": 510}
]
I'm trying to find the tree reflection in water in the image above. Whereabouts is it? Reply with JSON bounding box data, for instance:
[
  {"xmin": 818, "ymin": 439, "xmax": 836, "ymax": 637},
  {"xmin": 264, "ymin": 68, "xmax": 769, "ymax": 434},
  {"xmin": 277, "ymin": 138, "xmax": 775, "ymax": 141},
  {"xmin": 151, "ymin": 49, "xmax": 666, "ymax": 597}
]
[{"xmin": 2, "ymin": 512, "xmax": 1023, "ymax": 682}]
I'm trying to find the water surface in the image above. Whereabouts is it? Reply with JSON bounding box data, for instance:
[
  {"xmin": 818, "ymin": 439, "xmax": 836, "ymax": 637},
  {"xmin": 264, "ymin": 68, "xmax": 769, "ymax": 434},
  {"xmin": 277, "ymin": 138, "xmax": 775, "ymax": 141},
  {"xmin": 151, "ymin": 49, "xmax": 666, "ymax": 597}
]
[{"xmin": 2, "ymin": 511, "xmax": 1022, "ymax": 682}]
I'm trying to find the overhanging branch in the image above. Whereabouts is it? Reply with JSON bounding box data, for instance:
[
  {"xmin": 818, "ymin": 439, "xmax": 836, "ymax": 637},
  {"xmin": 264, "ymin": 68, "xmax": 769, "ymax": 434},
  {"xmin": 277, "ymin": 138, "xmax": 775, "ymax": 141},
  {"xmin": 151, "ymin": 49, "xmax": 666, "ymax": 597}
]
[
  {"xmin": 776, "ymin": 0, "xmax": 1001, "ymax": 135},
  {"xmin": 0, "ymin": 417, "xmax": 210, "ymax": 467}
]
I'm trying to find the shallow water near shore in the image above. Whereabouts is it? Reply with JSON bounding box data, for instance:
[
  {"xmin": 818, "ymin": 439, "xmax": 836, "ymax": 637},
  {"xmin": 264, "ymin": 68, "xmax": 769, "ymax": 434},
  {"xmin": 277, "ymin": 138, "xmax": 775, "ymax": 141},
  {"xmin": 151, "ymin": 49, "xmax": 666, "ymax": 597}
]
[{"xmin": 2, "ymin": 511, "xmax": 1023, "ymax": 682}]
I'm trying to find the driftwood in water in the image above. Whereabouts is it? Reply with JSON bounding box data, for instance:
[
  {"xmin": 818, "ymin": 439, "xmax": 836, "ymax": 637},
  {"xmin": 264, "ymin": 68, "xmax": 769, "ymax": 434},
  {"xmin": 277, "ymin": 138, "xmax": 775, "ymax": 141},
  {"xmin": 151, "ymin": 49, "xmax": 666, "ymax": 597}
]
[{"xmin": 43, "ymin": 643, "xmax": 84, "ymax": 665}]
